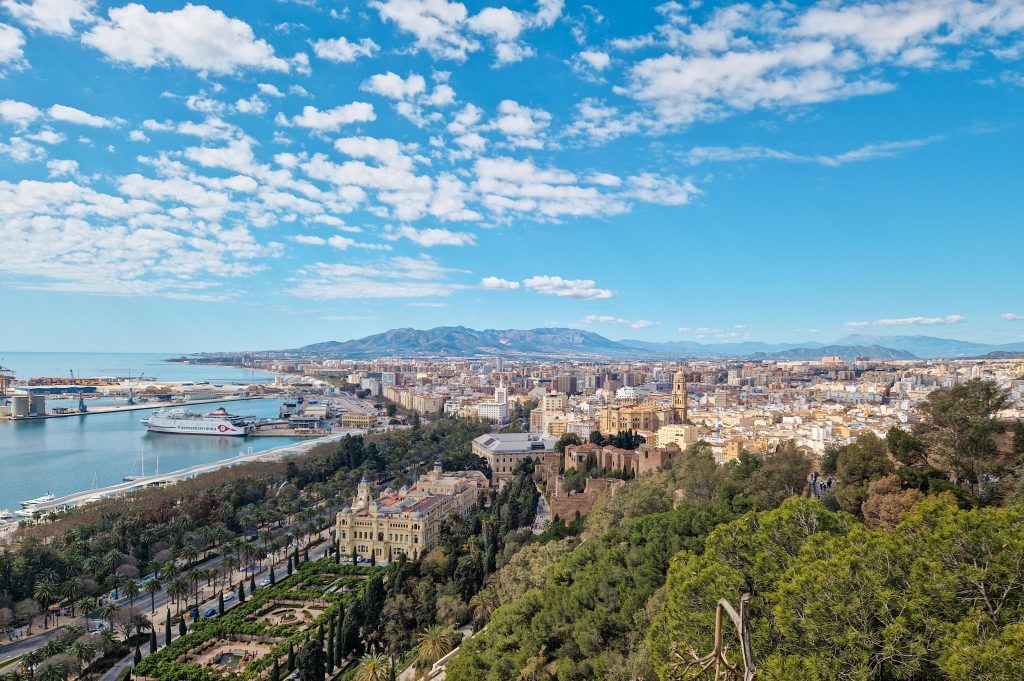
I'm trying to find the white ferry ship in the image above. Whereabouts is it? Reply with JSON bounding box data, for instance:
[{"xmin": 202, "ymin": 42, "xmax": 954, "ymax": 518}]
[
  {"xmin": 21, "ymin": 493, "xmax": 55, "ymax": 508},
  {"xmin": 141, "ymin": 407, "xmax": 254, "ymax": 436}
]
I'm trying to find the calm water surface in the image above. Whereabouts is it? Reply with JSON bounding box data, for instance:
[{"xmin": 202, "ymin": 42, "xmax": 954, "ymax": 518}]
[{"xmin": 0, "ymin": 353, "xmax": 300, "ymax": 512}]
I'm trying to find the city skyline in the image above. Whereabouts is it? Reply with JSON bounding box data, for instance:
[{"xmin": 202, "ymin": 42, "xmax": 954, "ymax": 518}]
[{"xmin": 2, "ymin": 0, "xmax": 1023, "ymax": 352}]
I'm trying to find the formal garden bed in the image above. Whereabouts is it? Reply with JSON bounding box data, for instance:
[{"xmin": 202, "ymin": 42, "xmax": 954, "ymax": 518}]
[{"xmin": 135, "ymin": 559, "xmax": 377, "ymax": 681}]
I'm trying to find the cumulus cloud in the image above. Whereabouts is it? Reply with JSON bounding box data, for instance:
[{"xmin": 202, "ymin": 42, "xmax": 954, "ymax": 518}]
[
  {"xmin": 490, "ymin": 99, "xmax": 550, "ymax": 149},
  {"xmin": 362, "ymin": 71, "xmax": 427, "ymax": 99},
  {"xmin": 48, "ymin": 103, "xmax": 117, "ymax": 127},
  {"xmin": 1, "ymin": 0, "xmax": 95, "ymax": 35},
  {"xmin": 278, "ymin": 103, "xmax": 376, "ymax": 131},
  {"xmin": 391, "ymin": 225, "xmax": 477, "ymax": 246},
  {"xmin": 82, "ymin": 4, "xmax": 289, "ymax": 73},
  {"xmin": 312, "ymin": 35, "xmax": 379, "ymax": 62},
  {"xmin": 480, "ymin": 276, "xmax": 519, "ymax": 289},
  {"xmin": 1001, "ymin": 313, "xmax": 1024, "ymax": 321},
  {"xmin": 0, "ymin": 22, "xmax": 25, "ymax": 64},
  {"xmin": 0, "ymin": 98, "xmax": 41, "ymax": 128},
  {"xmin": 574, "ymin": 49, "xmax": 610, "ymax": 71},
  {"xmin": 524, "ymin": 275, "xmax": 612, "ymax": 299},
  {"xmin": 581, "ymin": 314, "xmax": 658, "ymax": 329}
]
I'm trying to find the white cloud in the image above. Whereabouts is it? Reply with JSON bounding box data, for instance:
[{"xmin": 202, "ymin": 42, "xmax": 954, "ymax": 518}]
[
  {"xmin": 48, "ymin": 103, "xmax": 117, "ymax": 127},
  {"xmin": 372, "ymin": 0, "xmax": 478, "ymax": 61},
  {"xmin": 682, "ymin": 137, "xmax": 942, "ymax": 167},
  {"xmin": 45, "ymin": 158, "xmax": 78, "ymax": 177},
  {"xmin": 480, "ymin": 276, "xmax": 519, "ymax": 290},
  {"xmin": 467, "ymin": 7, "xmax": 523, "ymax": 41},
  {"xmin": 0, "ymin": 135, "xmax": 43, "ymax": 161},
  {"xmin": 0, "ymin": 98, "xmax": 41, "ymax": 128},
  {"xmin": 290, "ymin": 234, "xmax": 327, "ymax": 245},
  {"xmin": 524, "ymin": 274, "xmax": 612, "ymax": 299},
  {"xmin": 490, "ymin": 99, "xmax": 550, "ymax": 149},
  {"xmin": 575, "ymin": 49, "xmax": 610, "ymax": 71},
  {"xmin": 392, "ymin": 225, "xmax": 476, "ymax": 246},
  {"xmin": 847, "ymin": 314, "xmax": 967, "ymax": 328},
  {"xmin": 27, "ymin": 128, "xmax": 62, "ymax": 144},
  {"xmin": 1, "ymin": 0, "xmax": 95, "ymax": 36},
  {"xmin": 531, "ymin": 0, "xmax": 563, "ymax": 28},
  {"xmin": 258, "ymin": 83, "xmax": 284, "ymax": 97},
  {"xmin": 312, "ymin": 35, "xmax": 379, "ymax": 62},
  {"xmin": 581, "ymin": 314, "xmax": 658, "ymax": 329},
  {"xmin": 82, "ymin": 4, "xmax": 289, "ymax": 73},
  {"xmin": 287, "ymin": 254, "xmax": 466, "ymax": 299},
  {"xmin": 279, "ymin": 103, "xmax": 376, "ymax": 131},
  {"xmin": 566, "ymin": 98, "xmax": 645, "ymax": 143},
  {"xmin": 1002, "ymin": 313, "xmax": 1024, "ymax": 321},
  {"xmin": 361, "ymin": 71, "xmax": 427, "ymax": 99},
  {"xmin": 0, "ymin": 22, "xmax": 25, "ymax": 64}
]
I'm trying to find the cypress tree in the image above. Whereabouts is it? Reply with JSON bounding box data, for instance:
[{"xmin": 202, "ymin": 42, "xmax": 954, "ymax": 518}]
[
  {"xmin": 238, "ymin": 582, "xmax": 246, "ymax": 603},
  {"xmin": 351, "ymin": 546, "xmax": 358, "ymax": 565},
  {"xmin": 218, "ymin": 591, "xmax": 225, "ymax": 616},
  {"xmin": 369, "ymin": 550, "xmax": 375, "ymax": 567},
  {"xmin": 134, "ymin": 645, "xmax": 142, "ymax": 665},
  {"xmin": 287, "ymin": 643, "xmax": 295, "ymax": 672},
  {"xmin": 269, "ymin": 567, "xmax": 276, "ymax": 585},
  {"xmin": 178, "ymin": 617, "xmax": 186, "ymax": 637},
  {"xmin": 304, "ymin": 548, "xmax": 310, "ymax": 563},
  {"xmin": 270, "ymin": 659, "xmax": 280, "ymax": 681},
  {"xmin": 318, "ymin": 622, "xmax": 324, "ymax": 643},
  {"xmin": 250, "ymin": 575, "xmax": 257, "ymax": 593},
  {"xmin": 164, "ymin": 609, "xmax": 172, "ymax": 646},
  {"xmin": 293, "ymin": 545, "xmax": 300, "ymax": 566},
  {"xmin": 149, "ymin": 629, "xmax": 157, "ymax": 654},
  {"xmin": 327, "ymin": 619, "xmax": 336, "ymax": 671},
  {"xmin": 287, "ymin": 556, "xmax": 293, "ymax": 576}
]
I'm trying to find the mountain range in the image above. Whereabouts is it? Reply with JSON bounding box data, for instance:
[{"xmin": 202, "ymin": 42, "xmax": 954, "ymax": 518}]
[{"xmin": 281, "ymin": 326, "xmax": 1024, "ymax": 360}]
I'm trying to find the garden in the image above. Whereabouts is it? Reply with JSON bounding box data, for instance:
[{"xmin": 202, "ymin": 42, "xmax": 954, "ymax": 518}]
[{"xmin": 135, "ymin": 559, "xmax": 377, "ymax": 681}]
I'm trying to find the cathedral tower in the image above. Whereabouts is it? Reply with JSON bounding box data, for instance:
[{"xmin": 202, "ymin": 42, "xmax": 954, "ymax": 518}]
[{"xmin": 672, "ymin": 369, "xmax": 688, "ymax": 423}]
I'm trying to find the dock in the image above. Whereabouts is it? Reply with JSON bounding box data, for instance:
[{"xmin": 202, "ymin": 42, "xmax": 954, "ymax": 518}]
[
  {"xmin": 14, "ymin": 429, "xmax": 364, "ymax": 518},
  {"xmin": 1, "ymin": 396, "xmax": 271, "ymax": 421}
]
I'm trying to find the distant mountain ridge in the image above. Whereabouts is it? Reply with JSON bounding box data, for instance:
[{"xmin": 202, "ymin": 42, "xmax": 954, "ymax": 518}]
[{"xmin": 280, "ymin": 326, "xmax": 1024, "ymax": 360}]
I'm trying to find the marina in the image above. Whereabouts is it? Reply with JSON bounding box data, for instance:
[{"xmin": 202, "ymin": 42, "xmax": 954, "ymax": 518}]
[{"xmin": 0, "ymin": 397, "xmax": 306, "ymax": 513}]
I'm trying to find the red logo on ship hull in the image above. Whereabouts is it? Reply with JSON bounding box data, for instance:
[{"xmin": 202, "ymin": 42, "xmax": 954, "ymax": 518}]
[{"xmin": 217, "ymin": 425, "xmax": 236, "ymax": 433}]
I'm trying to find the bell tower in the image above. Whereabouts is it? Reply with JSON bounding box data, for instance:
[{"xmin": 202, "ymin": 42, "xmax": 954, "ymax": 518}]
[{"xmin": 672, "ymin": 369, "xmax": 688, "ymax": 423}]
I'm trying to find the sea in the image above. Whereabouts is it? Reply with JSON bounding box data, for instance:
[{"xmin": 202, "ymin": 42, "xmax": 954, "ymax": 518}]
[{"xmin": 0, "ymin": 352, "xmax": 305, "ymax": 513}]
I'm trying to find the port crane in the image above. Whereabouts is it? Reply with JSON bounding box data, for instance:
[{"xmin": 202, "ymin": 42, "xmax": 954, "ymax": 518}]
[
  {"xmin": 0, "ymin": 365, "xmax": 13, "ymax": 396},
  {"xmin": 69, "ymin": 369, "xmax": 87, "ymax": 413}
]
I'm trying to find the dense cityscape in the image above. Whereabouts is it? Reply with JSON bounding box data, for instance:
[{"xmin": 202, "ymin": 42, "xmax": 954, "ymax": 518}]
[{"xmin": 3, "ymin": 0, "xmax": 1024, "ymax": 678}]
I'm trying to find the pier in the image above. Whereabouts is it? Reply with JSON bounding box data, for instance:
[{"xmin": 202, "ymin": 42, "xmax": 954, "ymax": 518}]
[
  {"xmin": 15, "ymin": 429, "xmax": 362, "ymax": 517},
  {"xmin": 1, "ymin": 395, "xmax": 270, "ymax": 420}
]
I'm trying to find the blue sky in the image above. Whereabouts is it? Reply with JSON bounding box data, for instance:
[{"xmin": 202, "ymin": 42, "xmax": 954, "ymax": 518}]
[{"xmin": 1, "ymin": 0, "xmax": 1023, "ymax": 352}]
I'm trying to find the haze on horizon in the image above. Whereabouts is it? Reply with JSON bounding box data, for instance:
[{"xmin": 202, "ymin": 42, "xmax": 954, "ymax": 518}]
[{"xmin": 1, "ymin": 0, "xmax": 1022, "ymax": 353}]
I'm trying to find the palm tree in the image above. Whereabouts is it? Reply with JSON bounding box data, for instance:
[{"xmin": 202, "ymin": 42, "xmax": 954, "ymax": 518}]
[
  {"xmin": 100, "ymin": 602, "xmax": 119, "ymax": 632},
  {"xmin": 67, "ymin": 640, "xmax": 96, "ymax": 678},
  {"xmin": 75, "ymin": 597, "xmax": 96, "ymax": 619},
  {"xmin": 182, "ymin": 541, "xmax": 199, "ymax": 568},
  {"xmin": 22, "ymin": 647, "xmax": 46, "ymax": 677},
  {"xmin": 167, "ymin": 578, "xmax": 188, "ymax": 614},
  {"xmin": 354, "ymin": 653, "xmax": 392, "ymax": 681},
  {"xmin": 415, "ymin": 625, "xmax": 453, "ymax": 679},
  {"xmin": 144, "ymin": 579, "xmax": 162, "ymax": 614},
  {"xmin": 221, "ymin": 556, "xmax": 240, "ymax": 589},
  {"xmin": 35, "ymin": 661, "xmax": 67, "ymax": 681},
  {"xmin": 122, "ymin": 580, "xmax": 140, "ymax": 607},
  {"xmin": 61, "ymin": 577, "xmax": 84, "ymax": 616},
  {"xmin": 33, "ymin": 579, "xmax": 58, "ymax": 628}
]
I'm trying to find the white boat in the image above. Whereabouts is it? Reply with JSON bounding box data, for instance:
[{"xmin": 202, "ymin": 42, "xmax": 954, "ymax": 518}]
[
  {"xmin": 15, "ymin": 507, "xmax": 41, "ymax": 518},
  {"xmin": 141, "ymin": 406, "xmax": 254, "ymax": 436},
  {"xmin": 0, "ymin": 509, "xmax": 13, "ymax": 522},
  {"xmin": 21, "ymin": 493, "xmax": 55, "ymax": 508}
]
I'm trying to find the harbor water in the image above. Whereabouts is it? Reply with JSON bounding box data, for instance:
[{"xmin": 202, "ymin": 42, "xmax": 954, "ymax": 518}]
[{"xmin": 0, "ymin": 353, "xmax": 303, "ymax": 512}]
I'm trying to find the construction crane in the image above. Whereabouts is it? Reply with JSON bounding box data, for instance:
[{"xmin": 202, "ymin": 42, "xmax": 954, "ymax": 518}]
[
  {"xmin": 70, "ymin": 369, "xmax": 87, "ymax": 413},
  {"xmin": 0, "ymin": 366, "xmax": 13, "ymax": 397}
]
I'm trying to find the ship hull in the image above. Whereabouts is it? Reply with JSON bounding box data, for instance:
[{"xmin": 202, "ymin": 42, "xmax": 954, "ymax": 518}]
[{"xmin": 145, "ymin": 425, "xmax": 249, "ymax": 436}]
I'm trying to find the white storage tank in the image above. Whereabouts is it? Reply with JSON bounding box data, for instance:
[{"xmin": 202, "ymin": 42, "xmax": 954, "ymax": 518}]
[
  {"xmin": 29, "ymin": 393, "xmax": 46, "ymax": 416},
  {"xmin": 11, "ymin": 394, "xmax": 30, "ymax": 418}
]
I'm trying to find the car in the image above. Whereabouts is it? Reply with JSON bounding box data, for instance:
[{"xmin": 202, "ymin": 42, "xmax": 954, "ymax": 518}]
[
  {"xmin": 223, "ymin": 592, "xmax": 236, "ymax": 602},
  {"xmin": 258, "ymin": 579, "xmax": 270, "ymax": 587},
  {"xmin": 203, "ymin": 608, "xmax": 218, "ymax": 618}
]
